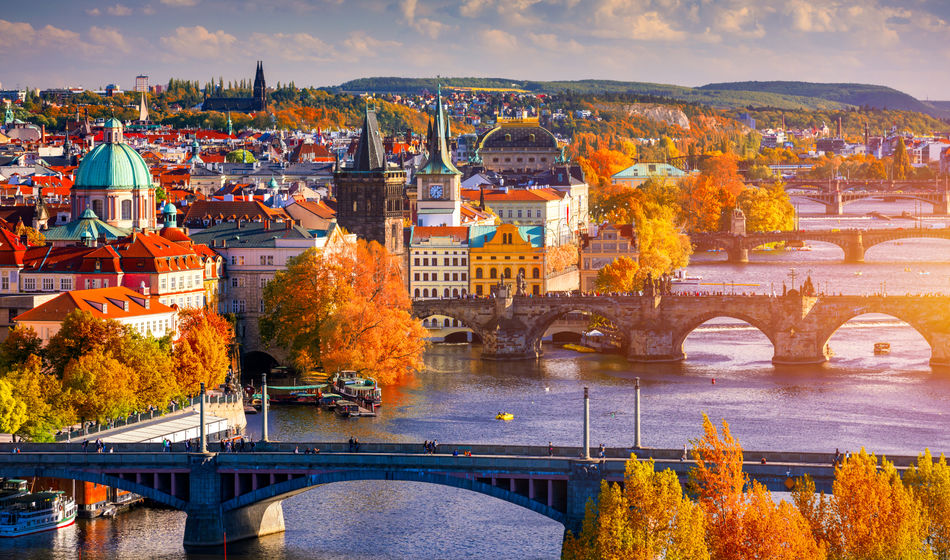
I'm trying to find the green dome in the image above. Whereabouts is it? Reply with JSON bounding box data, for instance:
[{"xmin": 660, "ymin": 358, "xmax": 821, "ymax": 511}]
[{"xmin": 75, "ymin": 143, "xmax": 153, "ymax": 190}]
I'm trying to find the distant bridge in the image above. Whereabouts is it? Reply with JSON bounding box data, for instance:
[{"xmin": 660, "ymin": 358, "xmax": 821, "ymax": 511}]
[
  {"xmin": 692, "ymin": 227, "xmax": 950, "ymax": 263},
  {"xmin": 413, "ymin": 293, "xmax": 950, "ymax": 365},
  {"xmin": 0, "ymin": 442, "xmax": 870, "ymax": 549},
  {"xmin": 746, "ymin": 178, "xmax": 950, "ymax": 193}
]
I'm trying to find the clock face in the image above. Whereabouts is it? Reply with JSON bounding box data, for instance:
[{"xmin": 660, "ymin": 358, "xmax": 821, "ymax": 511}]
[{"xmin": 429, "ymin": 185, "xmax": 444, "ymax": 199}]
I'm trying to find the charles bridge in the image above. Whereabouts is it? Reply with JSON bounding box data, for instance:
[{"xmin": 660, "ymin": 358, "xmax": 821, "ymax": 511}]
[
  {"xmin": 692, "ymin": 227, "xmax": 950, "ymax": 263},
  {"xmin": 0, "ymin": 441, "xmax": 888, "ymax": 549},
  {"xmin": 412, "ymin": 292, "xmax": 950, "ymax": 366}
]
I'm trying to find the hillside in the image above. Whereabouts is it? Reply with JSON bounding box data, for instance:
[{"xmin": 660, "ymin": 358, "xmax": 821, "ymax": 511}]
[
  {"xmin": 337, "ymin": 77, "xmax": 851, "ymax": 111},
  {"xmin": 699, "ymin": 81, "xmax": 950, "ymax": 118}
]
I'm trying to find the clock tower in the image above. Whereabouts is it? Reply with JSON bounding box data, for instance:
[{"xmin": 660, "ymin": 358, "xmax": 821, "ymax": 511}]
[{"xmin": 415, "ymin": 86, "xmax": 462, "ymax": 227}]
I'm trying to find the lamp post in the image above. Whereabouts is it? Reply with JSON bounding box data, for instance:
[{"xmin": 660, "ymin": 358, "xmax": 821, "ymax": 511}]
[
  {"xmin": 633, "ymin": 378, "xmax": 642, "ymax": 449},
  {"xmin": 583, "ymin": 387, "xmax": 590, "ymax": 460}
]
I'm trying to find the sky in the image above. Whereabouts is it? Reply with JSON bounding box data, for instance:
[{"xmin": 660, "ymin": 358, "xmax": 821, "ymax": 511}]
[{"xmin": 1, "ymin": 0, "xmax": 949, "ymax": 99}]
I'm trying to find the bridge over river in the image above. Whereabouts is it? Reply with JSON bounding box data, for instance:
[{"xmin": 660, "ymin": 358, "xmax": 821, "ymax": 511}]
[
  {"xmin": 692, "ymin": 227, "xmax": 950, "ymax": 263},
  {"xmin": 0, "ymin": 441, "xmax": 883, "ymax": 549},
  {"xmin": 413, "ymin": 293, "xmax": 950, "ymax": 365}
]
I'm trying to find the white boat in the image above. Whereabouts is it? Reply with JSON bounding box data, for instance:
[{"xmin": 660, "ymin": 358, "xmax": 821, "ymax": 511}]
[
  {"xmin": 671, "ymin": 270, "xmax": 702, "ymax": 285},
  {"xmin": 0, "ymin": 491, "xmax": 77, "ymax": 537}
]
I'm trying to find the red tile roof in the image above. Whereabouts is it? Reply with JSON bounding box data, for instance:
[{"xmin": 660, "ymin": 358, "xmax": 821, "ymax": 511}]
[
  {"xmin": 15, "ymin": 286, "xmax": 175, "ymax": 323},
  {"xmin": 412, "ymin": 226, "xmax": 469, "ymax": 243},
  {"xmin": 460, "ymin": 188, "xmax": 564, "ymax": 202}
]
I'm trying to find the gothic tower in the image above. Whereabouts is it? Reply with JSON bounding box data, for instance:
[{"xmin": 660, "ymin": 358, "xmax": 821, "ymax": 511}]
[
  {"xmin": 252, "ymin": 61, "xmax": 267, "ymax": 111},
  {"xmin": 334, "ymin": 106, "xmax": 407, "ymax": 257},
  {"xmin": 415, "ymin": 86, "xmax": 462, "ymax": 227}
]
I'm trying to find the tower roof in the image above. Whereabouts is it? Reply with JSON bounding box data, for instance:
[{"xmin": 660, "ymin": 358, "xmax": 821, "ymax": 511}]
[
  {"xmin": 352, "ymin": 105, "xmax": 385, "ymax": 171},
  {"xmin": 74, "ymin": 143, "xmax": 153, "ymax": 190},
  {"xmin": 418, "ymin": 86, "xmax": 460, "ymax": 176}
]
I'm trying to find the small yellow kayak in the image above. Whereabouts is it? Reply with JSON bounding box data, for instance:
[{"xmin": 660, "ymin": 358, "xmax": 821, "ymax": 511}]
[
  {"xmin": 496, "ymin": 412, "xmax": 514, "ymax": 421},
  {"xmin": 563, "ymin": 343, "xmax": 596, "ymax": 353}
]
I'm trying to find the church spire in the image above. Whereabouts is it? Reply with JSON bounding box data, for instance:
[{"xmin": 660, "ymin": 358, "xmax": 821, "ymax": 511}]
[{"xmin": 137, "ymin": 91, "xmax": 149, "ymax": 123}]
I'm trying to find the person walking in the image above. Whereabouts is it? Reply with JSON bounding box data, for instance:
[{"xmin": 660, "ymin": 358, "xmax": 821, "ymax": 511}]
[{"xmin": 548, "ymin": 442, "xmax": 554, "ymax": 457}]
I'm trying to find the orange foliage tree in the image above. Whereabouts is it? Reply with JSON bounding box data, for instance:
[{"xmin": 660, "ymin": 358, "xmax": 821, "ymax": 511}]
[
  {"xmin": 261, "ymin": 240, "xmax": 425, "ymax": 384},
  {"xmin": 577, "ymin": 149, "xmax": 635, "ymax": 188},
  {"xmin": 173, "ymin": 308, "xmax": 235, "ymax": 395},
  {"xmin": 690, "ymin": 414, "xmax": 825, "ymax": 560},
  {"xmin": 595, "ymin": 256, "xmax": 639, "ymax": 293}
]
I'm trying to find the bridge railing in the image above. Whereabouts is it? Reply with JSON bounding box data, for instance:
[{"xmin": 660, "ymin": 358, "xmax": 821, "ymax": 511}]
[{"xmin": 52, "ymin": 392, "xmax": 241, "ymax": 442}]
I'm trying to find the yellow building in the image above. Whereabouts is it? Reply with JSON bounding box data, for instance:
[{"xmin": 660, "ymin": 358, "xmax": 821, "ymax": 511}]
[{"xmin": 469, "ymin": 224, "xmax": 545, "ymax": 296}]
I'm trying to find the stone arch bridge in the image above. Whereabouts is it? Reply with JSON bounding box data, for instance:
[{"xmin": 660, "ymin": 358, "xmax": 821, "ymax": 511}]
[
  {"xmin": 692, "ymin": 227, "xmax": 950, "ymax": 263},
  {"xmin": 787, "ymin": 189, "xmax": 949, "ymax": 216},
  {"xmin": 413, "ymin": 293, "xmax": 950, "ymax": 366}
]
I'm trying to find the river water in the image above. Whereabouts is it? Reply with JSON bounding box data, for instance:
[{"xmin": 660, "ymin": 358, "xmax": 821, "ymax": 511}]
[{"xmin": 9, "ymin": 200, "xmax": 950, "ymax": 559}]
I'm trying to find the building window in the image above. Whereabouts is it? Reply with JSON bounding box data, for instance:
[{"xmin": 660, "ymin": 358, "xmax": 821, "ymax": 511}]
[
  {"xmin": 533, "ymin": 268, "xmax": 540, "ymax": 278},
  {"xmin": 92, "ymin": 199, "xmax": 103, "ymax": 218},
  {"xmin": 517, "ymin": 210, "xmax": 522, "ymax": 218},
  {"xmin": 452, "ymin": 273, "xmax": 458, "ymax": 281},
  {"xmin": 414, "ymin": 273, "xmax": 420, "ymax": 281},
  {"xmin": 504, "ymin": 268, "xmax": 511, "ymax": 279},
  {"xmin": 452, "ymin": 258, "xmax": 458, "ymax": 266},
  {"xmin": 423, "ymin": 273, "xmax": 429, "ymax": 281},
  {"xmin": 533, "ymin": 285, "xmax": 540, "ymax": 295},
  {"xmin": 231, "ymin": 299, "xmax": 239, "ymax": 313},
  {"xmin": 231, "ymin": 277, "xmax": 239, "ymax": 287},
  {"xmin": 414, "ymin": 289, "xmax": 420, "ymax": 297},
  {"xmin": 489, "ymin": 268, "xmax": 497, "ymax": 279},
  {"xmin": 536, "ymin": 210, "xmax": 541, "ymax": 218},
  {"xmin": 476, "ymin": 285, "xmax": 483, "ymax": 295},
  {"xmin": 60, "ymin": 278, "xmax": 73, "ymax": 291},
  {"xmin": 461, "ymin": 273, "xmax": 467, "ymax": 281},
  {"xmin": 423, "ymin": 258, "xmax": 429, "ymax": 266},
  {"xmin": 423, "ymin": 288, "xmax": 429, "ymax": 298},
  {"xmin": 475, "ymin": 268, "xmax": 483, "ymax": 279},
  {"xmin": 443, "ymin": 273, "xmax": 450, "ymax": 281},
  {"xmin": 461, "ymin": 258, "xmax": 467, "ymax": 266},
  {"xmin": 121, "ymin": 199, "xmax": 132, "ymax": 221},
  {"xmin": 23, "ymin": 278, "xmax": 36, "ymax": 291},
  {"xmin": 0, "ymin": 275, "xmax": 7, "ymax": 291},
  {"xmin": 443, "ymin": 289, "xmax": 450, "ymax": 298},
  {"xmin": 414, "ymin": 258, "xmax": 420, "ymax": 266},
  {"xmin": 160, "ymin": 278, "xmax": 167, "ymax": 290},
  {"xmin": 42, "ymin": 278, "xmax": 54, "ymax": 291},
  {"xmin": 238, "ymin": 300, "xmax": 246, "ymax": 313},
  {"xmin": 260, "ymin": 277, "xmax": 269, "ymax": 288},
  {"xmin": 443, "ymin": 317, "xmax": 450, "ymax": 326}
]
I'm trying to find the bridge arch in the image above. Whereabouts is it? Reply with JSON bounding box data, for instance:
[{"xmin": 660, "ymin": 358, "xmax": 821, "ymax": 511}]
[
  {"xmin": 817, "ymin": 311, "xmax": 935, "ymax": 362},
  {"xmin": 0, "ymin": 466, "xmax": 187, "ymax": 510},
  {"xmin": 673, "ymin": 311, "xmax": 776, "ymax": 359},
  {"xmin": 412, "ymin": 304, "xmax": 488, "ymax": 344},
  {"xmin": 220, "ymin": 468, "xmax": 567, "ymax": 526},
  {"xmin": 528, "ymin": 306, "xmax": 630, "ymax": 350}
]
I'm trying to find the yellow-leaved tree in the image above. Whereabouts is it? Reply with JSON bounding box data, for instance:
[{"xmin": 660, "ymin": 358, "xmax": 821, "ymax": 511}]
[
  {"xmin": 904, "ymin": 450, "xmax": 950, "ymax": 560},
  {"xmin": 562, "ymin": 458, "xmax": 709, "ymax": 560},
  {"xmin": 793, "ymin": 448, "xmax": 930, "ymax": 560}
]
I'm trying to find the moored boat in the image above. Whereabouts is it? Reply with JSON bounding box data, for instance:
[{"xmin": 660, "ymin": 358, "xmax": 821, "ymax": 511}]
[
  {"xmin": 0, "ymin": 491, "xmax": 77, "ymax": 537},
  {"xmin": 874, "ymin": 342, "xmax": 891, "ymax": 355},
  {"xmin": 334, "ymin": 400, "xmax": 360, "ymax": 417},
  {"xmin": 332, "ymin": 371, "xmax": 382, "ymax": 407}
]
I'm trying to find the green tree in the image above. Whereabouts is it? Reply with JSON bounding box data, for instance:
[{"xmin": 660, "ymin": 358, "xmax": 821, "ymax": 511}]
[
  {"xmin": 0, "ymin": 325, "xmax": 43, "ymax": 371},
  {"xmin": 2, "ymin": 354, "xmax": 68, "ymax": 441}
]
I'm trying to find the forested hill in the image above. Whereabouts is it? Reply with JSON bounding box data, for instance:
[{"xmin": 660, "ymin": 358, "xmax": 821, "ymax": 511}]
[
  {"xmin": 338, "ymin": 77, "xmax": 949, "ymax": 118},
  {"xmin": 699, "ymin": 81, "xmax": 950, "ymax": 118}
]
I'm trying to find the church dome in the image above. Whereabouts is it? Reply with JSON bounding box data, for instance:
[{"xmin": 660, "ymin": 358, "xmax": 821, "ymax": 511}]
[
  {"xmin": 74, "ymin": 142, "xmax": 153, "ymax": 190},
  {"xmin": 479, "ymin": 123, "xmax": 557, "ymax": 150}
]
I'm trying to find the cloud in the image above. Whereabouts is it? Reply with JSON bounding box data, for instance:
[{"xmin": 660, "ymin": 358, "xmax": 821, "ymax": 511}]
[
  {"xmin": 160, "ymin": 0, "xmax": 199, "ymax": 6},
  {"xmin": 460, "ymin": 0, "xmax": 490, "ymax": 17},
  {"xmin": 249, "ymin": 32, "xmax": 337, "ymax": 62},
  {"xmin": 591, "ymin": 1, "xmax": 687, "ymax": 41},
  {"xmin": 343, "ymin": 31, "xmax": 401, "ymax": 59},
  {"xmin": 160, "ymin": 26, "xmax": 237, "ymax": 58},
  {"xmin": 479, "ymin": 28, "xmax": 518, "ymax": 52},
  {"xmin": 787, "ymin": 1, "xmax": 840, "ymax": 33},
  {"xmin": 528, "ymin": 32, "xmax": 583, "ymax": 53},
  {"xmin": 400, "ymin": 0, "xmax": 452, "ymax": 38},
  {"xmin": 85, "ymin": 8, "xmax": 101, "ymax": 16},
  {"xmin": 143, "ymin": 4, "xmax": 156, "ymax": 14},
  {"xmin": 0, "ymin": 19, "xmax": 81, "ymax": 51},
  {"xmin": 106, "ymin": 3, "xmax": 133, "ymax": 16},
  {"xmin": 89, "ymin": 26, "xmax": 131, "ymax": 53}
]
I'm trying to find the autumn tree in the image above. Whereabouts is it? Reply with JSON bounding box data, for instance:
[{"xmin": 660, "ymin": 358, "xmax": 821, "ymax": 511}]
[
  {"xmin": 2, "ymin": 354, "xmax": 68, "ymax": 441},
  {"xmin": 15, "ymin": 222, "xmax": 45, "ymax": 246},
  {"xmin": 793, "ymin": 449, "xmax": 928, "ymax": 560},
  {"xmin": 45, "ymin": 310, "xmax": 127, "ymax": 376},
  {"xmin": 904, "ymin": 450, "xmax": 950, "ymax": 560},
  {"xmin": 596, "ymin": 256, "xmax": 639, "ymax": 292},
  {"xmin": 261, "ymin": 240, "xmax": 426, "ymax": 384},
  {"xmin": 578, "ymin": 148, "xmax": 634, "ymax": 188},
  {"xmin": 173, "ymin": 308, "xmax": 234, "ymax": 395},
  {"xmin": 563, "ymin": 458, "xmax": 708, "ymax": 560},
  {"xmin": 0, "ymin": 325, "xmax": 43, "ymax": 371},
  {"xmin": 61, "ymin": 348, "xmax": 138, "ymax": 423},
  {"xmin": 737, "ymin": 183, "xmax": 796, "ymax": 233},
  {"xmin": 691, "ymin": 414, "xmax": 825, "ymax": 560},
  {"xmin": 0, "ymin": 378, "xmax": 27, "ymax": 434}
]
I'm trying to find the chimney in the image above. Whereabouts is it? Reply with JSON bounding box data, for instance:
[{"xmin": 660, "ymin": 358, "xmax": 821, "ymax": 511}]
[
  {"xmin": 41, "ymin": 125, "xmax": 46, "ymax": 144},
  {"xmin": 285, "ymin": 220, "xmax": 292, "ymax": 230},
  {"xmin": 140, "ymin": 281, "xmax": 150, "ymax": 296},
  {"xmin": 264, "ymin": 220, "xmax": 271, "ymax": 230}
]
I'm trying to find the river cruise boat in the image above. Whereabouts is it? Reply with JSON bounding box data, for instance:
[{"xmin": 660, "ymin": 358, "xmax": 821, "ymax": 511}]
[
  {"xmin": 0, "ymin": 480, "xmax": 28, "ymax": 506},
  {"xmin": 332, "ymin": 371, "xmax": 382, "ymax": 407},
  {"xmin": 335, "ymin": 400, "xmax": 361, "ymax": 417},
  {"xmin": 0, "ymin": 491, "xmax": 77, "ymax": 537},
  {"xmin": 267, "ymin": 384, "xmax": 325, "ymax": 405}
]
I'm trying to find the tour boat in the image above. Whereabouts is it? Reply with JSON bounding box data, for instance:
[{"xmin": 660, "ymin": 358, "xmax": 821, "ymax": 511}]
[
  {"xmin": 0, "ymin": 480, "xmax": 29, "ymax": 505},
  {"xmin": 334, "ymin": 400, "xmax": 360, "ymax": 417},
  {"xmin": 671, "ymin": 270, "xmax": 702, "ymax": 285},
  {"xmin": 0, "ymin": 491, "xmax": 77, "ymax": 537},
  {"xmin": 267, "ymin": 384, "xmax": 325, "ymax": 405},
  {"xmin": 332, "ymin": 371, "xmax": 382, "ymax": 407},
  {"xmin": 874, "ymin": 342, "xmax": 891, "ymax": 355}
]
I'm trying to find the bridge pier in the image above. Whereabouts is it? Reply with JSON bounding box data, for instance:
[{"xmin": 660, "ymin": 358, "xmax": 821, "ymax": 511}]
[
  {"xmin": 564, "ymin": 460, "xmax": 607, "ymax": 537},
  {"xmin": 771, "ymin": 329, "xmax": 830, "ymax": 365},
  {"xmin": 929, "ymin": 332, "xmax": 950, "ymax": 367},
  {"xmin": 626, "ymin": 329, "xmax": 685, "ymax": 363},
  {"xmin": 826, "ymin": 192, "xmax": 844, "ymax": 215},
  {"xmin": 934, "ymin": 192, "xmax": 950, "ymax": 215},
  {"xmin": 842, "ymin": 234, "xmax": 866, "ymax": 263},
  {"xmin": 726, "ymin": 246, "xmax": 749, "ymax": 264},
  {"xmin": 481, "ymin": 322, "xmax": 541, "ymax": 360}
]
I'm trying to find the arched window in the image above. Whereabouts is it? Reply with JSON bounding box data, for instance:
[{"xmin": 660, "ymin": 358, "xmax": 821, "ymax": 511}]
[
  {"xmin": 423, "ymin": 288, "xmax": 429, "ymax": 298},
  {"xmin": 443, "ymin": 288, "xmax": 450, "ymax": 298},
  {"xmin": 518, "ymin": 267, "xmax": 526, "ymax": 279},
  {"xmin": 453, "ymin": 319, "xmax": 459, "ymax": 327},
  {"xmin": 504, "ymin": 268, "xmax": 512, "ymax": 279},
  {"xmin": 443, "ymin": 318, "xmax": 450, "ymax": 327},
  {"xmin": 414, "ymin": 289, "xmax": 420, "ymax": 298},
  {"xmin": 452, "ymin": 288, "xmax": 459, "ymax": 297},
  {"xmin": 121, "ymin": 199, "xmax": 132, "ymax": 221},
  {"xmin": 532, "ymin": 268, "xmax": 540, "ymax": 279},
  {"xmin": 475, "ymin": 268, "xmax": 483, "ymax": 279},
  {"xmin": 489, "ymin": 268, "xmax": 497, "ymax": 279}
]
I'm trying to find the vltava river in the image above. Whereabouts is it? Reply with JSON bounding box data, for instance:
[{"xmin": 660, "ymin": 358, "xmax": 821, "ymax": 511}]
[{"xmin": 9, "ymin": 202, "xmax": 950, "ymax": 559}]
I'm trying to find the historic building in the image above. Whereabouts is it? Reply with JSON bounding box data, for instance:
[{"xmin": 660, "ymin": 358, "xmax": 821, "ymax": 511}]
[
  {"xmin": 474, "ymin": 117, "xmax": 561, "ymax": 174},
  {"xmin": 468, "ymin": 223, "xmax": 545, "ymax": 296},
  {"xmin": 578, "ymin": 224, "xmax": 638, "ymax": 292},
  {"xmin": 415, "ymin": 88, "xmax": 462, "ymax": 227},
  {"xmin": 461, "ymin": 187, "xmax": 571, "ymax": 246},
  {"xmin": 69, "ymin": 118, "xmax": 157, "ymax": 230},
  {"xmin": 409, "ymin": 226, "xmax": 469, "ymax": 299},
  {"xmin": 334, "ymin": 107, "xmax": 407, "ymax": 257},
  {"xmin": 202, "ymin": 62, "xmax": 268, "ymax": 113},
  {"xmin": 611, "ymin": 162, "xmax": 686, "ymax": 188}
]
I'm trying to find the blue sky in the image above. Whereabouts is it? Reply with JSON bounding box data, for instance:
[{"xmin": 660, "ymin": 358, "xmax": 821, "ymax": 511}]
[{"xmin": 1, "ymin": 0, "xmax": 948, "ymax": 99}]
